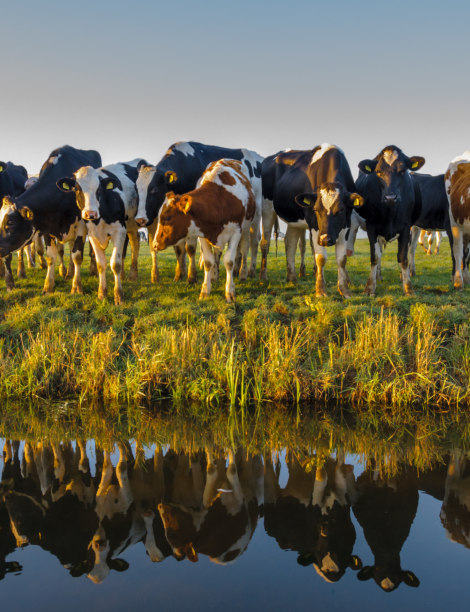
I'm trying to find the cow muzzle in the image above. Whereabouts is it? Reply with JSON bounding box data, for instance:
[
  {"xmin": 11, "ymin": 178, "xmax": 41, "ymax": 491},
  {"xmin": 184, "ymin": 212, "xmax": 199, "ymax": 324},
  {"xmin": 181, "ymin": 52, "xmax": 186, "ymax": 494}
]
[
  {"xmin": 383, "ymin": 194, "xmax": 398, "ymax": 204},
  {"xmin": 135, "ymin": 217, "xmax": 148, "ymax": 227},
  {"xmin": 319, "ymin": 234, "xmax": 333, "ymax": 247},
  {"xmin": 83, "ymin": 211, "xmax": 99, "ymax": 220}
]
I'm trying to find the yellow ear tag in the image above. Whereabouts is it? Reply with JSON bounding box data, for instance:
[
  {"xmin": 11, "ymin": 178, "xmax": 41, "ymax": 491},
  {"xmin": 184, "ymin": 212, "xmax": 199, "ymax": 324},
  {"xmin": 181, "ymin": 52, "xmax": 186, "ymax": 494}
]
[
  {"xmin": 354, "ymin": 198, "xmax": 360, "ymax": 206},
  {"xmin": 169, "ymin": 175, "xmax": 174, "ymax": 183},
  {"xmin": 303, "ymin": 197, "xmax": 310, "ymax": 204},
  {"xmin": 62, "ymin": 182, "xmax": 70, "ymax": 190},
  {"xmin": 27, "ymin": 210, "xmax": 33, "ymax": 219},
  {"xmin": 412, "ymin": 161, "xmax": 419, "ymax": 169},
  {"xmin": 365, "ymin": 165, "xmax": 372, "ymax": 172},
  {"xmin": 106, "ymin": 182, "xmax": 114, "ymax": 190},
  {"xmin": 0, "ymin": 166, "xmax": 3, "ymax": 172}
]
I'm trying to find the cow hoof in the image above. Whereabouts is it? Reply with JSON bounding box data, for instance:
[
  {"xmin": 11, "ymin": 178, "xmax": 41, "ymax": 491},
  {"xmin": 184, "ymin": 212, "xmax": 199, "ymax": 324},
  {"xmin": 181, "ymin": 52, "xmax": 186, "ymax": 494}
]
[
  {"xmin": 286, "ymin": 275, "xmax": 297, "ymax": 283},
  {"xmin": 340, "ymin": 290, "xmax": 352, "ymax": 299},
  {"xmin": 226, "ymin": 296, "xmax": 236, "ymax": 303},
  {"xmin": 316, "ymin": 291, "xmax": 328, "ymax": 298},
  {"xmin": 454, "ymin": 283, "xmax": 464, "ymax": 291},
  {"xmin": 346, "ymin": 249, "xmax": 353, "ymax": 257},
  {"xmin": 239, "ymin": 273, "xmax": 248, "ymax": 282},
  {"xmin": 42, "ymin": 290, "xmax": 53, "ymax": 296},
  {"xmin": 151, "ymin": 274, "xmax": 160, "ymax": 283},
  {"xmin": 71, "ymin": 286, "xmax": 83, "ymax": 295},
  {"xmin": 247, "ymin": 269, "xmax": 255, "ymax": 279},
  {"xmin": 299, "ymin": 268, "xmax": 306, "ymax": 278},
  {"xmin": 17, "ymin": 269, "xmax": 26, "ymax": 280},
  {"xmin": 404, "ymin": 287, "xmax": 414, "ymax": 296},
  {"xmin": 129, "ymin": 270, "xmax": 138, "ymax": 282},
  {"xmin": 187, "ymin": 276, "xmax": 198, "ymax": 285},
  {"xmin": 259, "ymin": 270, "xmax": 268, "ymax": 281},
  {"xmin": 59, "ymin": 265, "xmax": 67, "ymax": 277}
]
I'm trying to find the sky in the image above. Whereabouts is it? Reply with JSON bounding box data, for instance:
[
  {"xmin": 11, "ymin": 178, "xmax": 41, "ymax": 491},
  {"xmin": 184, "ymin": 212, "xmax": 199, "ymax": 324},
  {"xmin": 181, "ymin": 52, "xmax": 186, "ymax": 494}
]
[{"xmin": 1, "ymin": 0, "xmax": 469, "ymax": 176}]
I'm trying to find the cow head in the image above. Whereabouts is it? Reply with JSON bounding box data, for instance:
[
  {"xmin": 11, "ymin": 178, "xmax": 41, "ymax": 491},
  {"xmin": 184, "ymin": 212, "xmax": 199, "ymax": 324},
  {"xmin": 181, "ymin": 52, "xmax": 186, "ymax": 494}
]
[
  {"xmin": 295, "ymin": 182, "xmax": 364, "ymax": 247},
  {"xmin": 70, "ymin": 530, "xmax": 130, "ymax": 583},
  {"xmin": 56, "ymin": 167, "xmax": 122, "ymax": 221},
  {"xmin": 357, "ymin": 564, "xmax": 419, "ymax": 592},
  {"xmin": 0, "ymin": 197, "xmax": 36, "ymax": 257},
  {"xmin": 158, "ymin": 503, "xmax": 199, "ymax": 562},
  {"xmin": 2, "ymin": 490, "xmax": 46, "ymax": 547},
  {"xmin": 136, "ymin": 163, "xmax": 178, "ymax": 227},
  {"xmin": 153, "ymin": 192, "xmax": 191, "ymax": 251},
  {"xmin": 358, "ymin": 146, "xmax": 425, "ymax": 204}
]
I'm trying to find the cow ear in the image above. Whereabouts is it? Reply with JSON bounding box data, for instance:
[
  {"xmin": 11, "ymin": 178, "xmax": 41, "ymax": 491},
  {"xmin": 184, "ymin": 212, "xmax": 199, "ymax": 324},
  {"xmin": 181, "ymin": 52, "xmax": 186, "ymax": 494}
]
[
  {"xmin": 184, "ymin": 544, "xmax": 198, "ymax": 563},
  {"xmin": 57, "ymin": 177, "xmax": 76, "ymax": 192},
  {"xmin": 101, "ymin": 177, "xmax": 122, "ymax": 191},
  {"xmin": 348, "ymin": 193, "xmax": 364, "ymax": 208},
  {"xmin": 402, "ymin": 570, "xmax": 420, "ymax": 588},
  {"xmin": 137, "ymin": 159, "xmax": 149, "ymax": 171},
  {"xmin": 357, "ymin": 566, "xmax": 374, "ymax": 581},
  {"xmin": 19, "ymin": 206, "xmax": 34, "ymax": 220},
  {"xmin": 164, "ymin": 170, "xmax": 177, "ymax": 185},
  {"xmin": 406, "ymin": 156, "xmax": 425, "ymax": 171},
  {"xmin": 108, "ymin": 558, "xmax": 130, "ymax": 572},
  {"xmin": 178, "ymin": 195, "xmax": 192, "ymax": 214},
  {"xmin": 350, "ymin": 555, "xmax": 363, "ymax": 571},
  {"xmin": 295, "ymin": 192, "xmax": 317, "ymax": 208},
  {"xmin": 1, "ymin": 477, "xmax": 14, "ymax": 489},
  {"xmin": 297, "ymin": 553, "xmax": 315, "ymax": 567},
  {"xmin": 358, "ymin": 160, "xmax": 377, "ymax": 174},
  {"xmin": 69, "ymin": 561, "xmax": 90, "ymax": 578},
  {"xmin": 0, "ymin": 162, "xmax": 6, "ymax": 172}
]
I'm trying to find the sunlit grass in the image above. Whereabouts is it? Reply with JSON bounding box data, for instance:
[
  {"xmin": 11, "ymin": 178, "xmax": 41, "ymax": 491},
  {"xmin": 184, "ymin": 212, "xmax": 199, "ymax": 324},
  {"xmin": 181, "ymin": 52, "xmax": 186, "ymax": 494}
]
[{"xmin": 0, "ymin": 237, "xmax": 469, "ymax": 407}]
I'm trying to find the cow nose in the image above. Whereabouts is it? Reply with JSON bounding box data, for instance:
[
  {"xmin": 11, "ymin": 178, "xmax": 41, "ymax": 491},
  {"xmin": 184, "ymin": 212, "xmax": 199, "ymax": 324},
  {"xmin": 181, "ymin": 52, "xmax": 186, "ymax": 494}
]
[
  {"xmin": 384, "ymin": 194, "xmax": 397, "ymax": 203},
  {"xmin": 84, "ymin": 211, "xmax": 98, "ymax": 220},
  {"xmin": 135, "ymin": 218, "xmax": 147, "ymax": 227},
  {"xmin": 319, "ymin": 234, "xmax": 332, "ymax": 247}
]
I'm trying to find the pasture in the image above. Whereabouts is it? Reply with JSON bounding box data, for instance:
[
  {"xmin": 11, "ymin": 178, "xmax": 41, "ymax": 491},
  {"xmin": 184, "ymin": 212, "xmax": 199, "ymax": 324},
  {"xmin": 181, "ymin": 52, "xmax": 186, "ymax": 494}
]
[{"xmin": 0, "ymin": 237, "xmax": 469, "ymax": 408}]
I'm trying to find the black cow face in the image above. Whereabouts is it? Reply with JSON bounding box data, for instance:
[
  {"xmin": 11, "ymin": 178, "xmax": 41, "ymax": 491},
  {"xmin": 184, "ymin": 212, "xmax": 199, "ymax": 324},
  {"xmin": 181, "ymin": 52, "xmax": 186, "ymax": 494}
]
[
  {"xmin": 295, "ymin": 182, "xmax": 364, "ymax": 247},
  {"xmin": 0, "ymin": 197, "xmax": 36, "ymax": 257},
  {"xmin": 2, "ymin": 491, "xmax": 46, "ymax": 546},
  {"xmin": 57, "ymin": 173, "xmax": 122, "ymax": 221},
  {"xmin": 357, "ymin": 564, "xmax": 419, "ymax": 592},
  {"xmin": 359, "ymin": 147, "xmax": 425, "ymax": 204},
  {"xmin": 136, "ymin": 167, "xmax": 178, "ymax": 227}
]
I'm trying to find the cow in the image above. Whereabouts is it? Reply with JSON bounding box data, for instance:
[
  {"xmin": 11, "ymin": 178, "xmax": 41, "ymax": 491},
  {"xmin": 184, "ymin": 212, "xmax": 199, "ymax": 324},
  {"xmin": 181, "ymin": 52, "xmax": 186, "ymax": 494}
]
[
  {"xmin": 418, "ymin": 230, "xmax": 442, "ymax": 255},
  {"xmin": 159, "ymin": 448, "xmax": 263, "ymax": 565},
  {"xmin": 136, "ymin": 141, "xmax": 274, "ymax": 282},
  {"xmin": 154, "ymin": 159, "xmax": 256, "ymax": 302},
  {"xmin": 445, "ymin": 152, "xmax": 470, "ymax": 290},
  {"xmin": 0, "ymin": 145, "xmax": 102, "ymax": 295},
  {"xmin": 263, "ymin": 450, "xmax": 362, "ymax": 583},
  {"xmin": 354, "ymin": 146, "xmax": 425, "ymax": 296},
  {"xmin": 439, "ymin": 450, "xmax": 470, "ymax": 549},
  {"xmin": 353, "ymin": 463, "xmax": 420, "ymax": 592},
  {"xmin": 57, "ymin": 159, "xmax": 149, "ymax": 304},
  {"xmin": 406, "ymin": 173, "xmax": 450, "ymax": 277},
  {"xmin": 266, "ymin": 144, "xmax": 363, "ymax": 297}
]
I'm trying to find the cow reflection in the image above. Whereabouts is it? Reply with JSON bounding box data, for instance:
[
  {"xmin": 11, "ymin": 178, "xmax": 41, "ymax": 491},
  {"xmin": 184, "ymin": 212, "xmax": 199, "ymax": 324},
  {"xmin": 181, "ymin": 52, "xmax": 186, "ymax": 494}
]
[
  {"xmin": 264, "ymin": 450, "xmax": 361, "ymax": 582},
  {"xmin": 353, "ymin": 462, "xmax": 420, "ymax": 592},
  {"xmin": 440, "ymin": 450, "xmax": 470, "ymax": 548},
  {"xmin": 159, "ymin": 448, "xmax": 263, "ymax": 564},
  {"xmin": 0, "ymin": 441, "xmax": 23, "ymax": 580}
]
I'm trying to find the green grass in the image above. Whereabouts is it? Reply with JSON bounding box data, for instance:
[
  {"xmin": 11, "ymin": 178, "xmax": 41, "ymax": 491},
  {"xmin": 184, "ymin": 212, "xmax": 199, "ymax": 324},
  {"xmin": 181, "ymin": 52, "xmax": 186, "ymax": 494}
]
[{"xmin": 0, "ymin": 237, "xmax": 470, "ymax": 407}]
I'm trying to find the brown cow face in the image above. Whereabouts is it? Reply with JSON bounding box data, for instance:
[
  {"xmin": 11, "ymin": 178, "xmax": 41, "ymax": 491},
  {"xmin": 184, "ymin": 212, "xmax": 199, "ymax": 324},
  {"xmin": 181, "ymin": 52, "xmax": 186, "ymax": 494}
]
[{"xmin": 153, "ymin": 193, "xmax": 191, "ymax": 251}]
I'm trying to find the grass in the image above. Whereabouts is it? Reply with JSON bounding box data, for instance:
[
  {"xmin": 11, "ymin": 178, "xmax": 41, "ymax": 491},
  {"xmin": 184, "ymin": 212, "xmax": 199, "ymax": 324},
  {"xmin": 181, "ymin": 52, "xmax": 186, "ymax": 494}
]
[{"xmin": 0, "ymin": 237, "xmax": 470, "ymax": 408}]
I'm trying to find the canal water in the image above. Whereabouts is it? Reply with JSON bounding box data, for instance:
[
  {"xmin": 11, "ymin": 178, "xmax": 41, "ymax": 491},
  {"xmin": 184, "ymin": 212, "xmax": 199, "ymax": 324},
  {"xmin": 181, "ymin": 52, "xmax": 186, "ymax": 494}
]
[{"xmin": 0, "ymin": 435, "xmax": 467, "ymax": 611}]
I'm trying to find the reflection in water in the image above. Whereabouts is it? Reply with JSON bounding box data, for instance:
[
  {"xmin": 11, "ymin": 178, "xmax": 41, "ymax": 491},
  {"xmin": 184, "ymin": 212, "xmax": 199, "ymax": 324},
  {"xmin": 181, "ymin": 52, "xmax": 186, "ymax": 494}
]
[{"xmin": 0, "ymin": 435, "xmax": 469, "ymax": 595}]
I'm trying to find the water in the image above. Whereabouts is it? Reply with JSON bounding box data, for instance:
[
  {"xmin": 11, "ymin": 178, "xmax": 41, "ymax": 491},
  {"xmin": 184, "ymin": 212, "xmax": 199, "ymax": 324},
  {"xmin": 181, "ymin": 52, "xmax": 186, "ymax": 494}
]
[{"xmin": 0, "ymin": 436, "xmax": 468, "ymax": 611}]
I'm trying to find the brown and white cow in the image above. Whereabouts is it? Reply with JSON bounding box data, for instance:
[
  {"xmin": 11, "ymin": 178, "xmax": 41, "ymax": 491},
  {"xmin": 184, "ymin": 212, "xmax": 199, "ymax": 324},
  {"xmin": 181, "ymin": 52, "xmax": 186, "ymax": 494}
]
[
  {"xmin": 445, "ymin": 152, "xmax": 470, "ymax": 289},
  {"xmin": 154, "ymin": 159, "xmax": 256, "ymax": 302}
]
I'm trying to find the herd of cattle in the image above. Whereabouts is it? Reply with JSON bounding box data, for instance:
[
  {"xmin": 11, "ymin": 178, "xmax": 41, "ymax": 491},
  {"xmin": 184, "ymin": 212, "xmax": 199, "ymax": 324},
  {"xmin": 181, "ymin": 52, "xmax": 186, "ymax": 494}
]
[
  {"xmin": 0, "ymin": 141, "xmax": 470, "ymax": 303},
  {"xmin": 1, "ymin": 439, "xmax": 469, "ymax": 591}
]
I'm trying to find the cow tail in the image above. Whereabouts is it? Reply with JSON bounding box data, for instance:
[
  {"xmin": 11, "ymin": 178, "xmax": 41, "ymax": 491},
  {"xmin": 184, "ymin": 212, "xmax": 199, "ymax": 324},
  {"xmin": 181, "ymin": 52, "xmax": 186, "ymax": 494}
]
[{"xmin": 274, "ymin": 215, "xmax": 280, "ymax": 257}]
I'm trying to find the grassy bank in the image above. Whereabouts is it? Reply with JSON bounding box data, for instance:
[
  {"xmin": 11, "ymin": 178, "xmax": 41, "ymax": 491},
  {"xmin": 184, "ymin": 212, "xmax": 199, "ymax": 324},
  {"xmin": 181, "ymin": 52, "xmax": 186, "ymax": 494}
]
[{"xmin": 0, "ymin": 238, "xmax": 469, "ymax": 407}]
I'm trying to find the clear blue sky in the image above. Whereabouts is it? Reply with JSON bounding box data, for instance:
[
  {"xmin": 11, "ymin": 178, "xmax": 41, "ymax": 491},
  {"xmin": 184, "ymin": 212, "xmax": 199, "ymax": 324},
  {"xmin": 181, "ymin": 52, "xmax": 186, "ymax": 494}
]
[{"xmin": 2, "ymin": 0, "xmax": 468, "ymax": 175}]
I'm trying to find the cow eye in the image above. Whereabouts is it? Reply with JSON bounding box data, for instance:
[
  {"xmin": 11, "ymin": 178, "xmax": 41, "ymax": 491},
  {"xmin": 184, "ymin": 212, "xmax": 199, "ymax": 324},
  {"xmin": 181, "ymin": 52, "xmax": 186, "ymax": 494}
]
[{"xmin": 151, "ymin": 188, "xmax": 158, "ymax": 194}]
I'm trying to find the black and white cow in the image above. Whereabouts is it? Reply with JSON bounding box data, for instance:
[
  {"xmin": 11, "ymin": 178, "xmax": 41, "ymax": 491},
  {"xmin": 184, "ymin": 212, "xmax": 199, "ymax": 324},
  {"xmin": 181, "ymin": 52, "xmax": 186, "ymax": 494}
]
[
  {"xmin": 408, "ymin": 173, "xmax": 449, "ymax": 276},
  {"xmin": 136, "ymin": 141, "xmax": 274, "ymax": 282},
  {"xmin": 0, "ymin": 161, "xmax": 28, "ymax": 290},
  {"xmin": 265, "ymin": 144, "xmax": 363, "ymax": 297},
  {"xmin": 445, "ymin": 152, "xmax": 470, "ymax": 290},
  {"xmin": 57, "ymin": 159, "xmax": 148, "ymax": 304},
  {"xmin": 354, "ymin": 146, "xmax": 425, "ymax": 296},
  {"xmin": 0, "ymin": 146, "xmax": 102, "ymax": 295}
]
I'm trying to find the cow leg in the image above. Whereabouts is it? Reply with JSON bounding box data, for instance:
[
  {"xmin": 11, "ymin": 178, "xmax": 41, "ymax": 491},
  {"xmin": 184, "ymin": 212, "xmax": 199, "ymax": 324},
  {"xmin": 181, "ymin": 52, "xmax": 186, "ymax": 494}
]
[
  {"xmin": 397, "ymin": 231, "xmax": 413, "ymax": 296},
  {"xmin": 238, "ymin": 224, "xmax": 251, "ymax": 282},
  {"xmin": 0, "ymin": 258, "xmax": 5, "ymax": 278},
  {"xmin": 57, "ymin": 241, "xmax": 66, "ymax": 277},
  {"xmin": 434, "ymin": 231, "xmax": 442, "ymax": 255},
  {"xmin": 127, "ymin": 230, "xmax": 139, "ymax": 282},
  {"xmin": 451, "ymin": 224, "xmax": 465, "ymax": 290},
  {"xmin": 346, "ymin": 210, "xmax": 362, "ymax": 257},
  {"xmin": 248, "ymin": 221, "xmax": 260, "ymax": 279},
  {"xmin": 426, "ymin": 232, "xmax": 433, "ymax": 256},
  {"xmin": 17, "ymin": 248, "xmax": 26, "ymax": 279},
  {"xmin": 224, "ymin": 230, "xmax": 241, "ymax": 302},
  {"xmin": 147, "ymin": 220, "xmax": 159, "ymax": 283},
  {"xmin": 226, "ymin": 449, "xmax": 244, "ymax": 503},
  {"xmin": 110, "ymin": 233, "xmax": 126, "ymax": 305},
  {"xmin": 408, "ymin": 226, "xmax": 420, "ymax": 277},
  {"xmin": 311, "ymin": 230, "xmax": 328, "ymax": 297},
  {"xmin": 4, "ymin": 254, "xmax": 15, "ymax": 292},
  {"xmin": 89, "ymin": 243, "xmax": 98, "ymax": 277},
  {"xmin": 233, "ymin": 247, "xmax": 242, "ymax": 278},
  {"xmin": 418, "ymin": 229, "xmax": 427, "ymax": 253},
  {"xmin": 199, "ymin": 238, "xmax": 214, "ymax": 299},
  {"xmin": 463, "ymin": 235, "xmax": 470, "ymax": 285},
  {"xmin": 211, "ymin": 247, "xmax": 221, "ymax": 282},
  {"xmin": 173, "ymin": 242, "xmax": 187, "ymax": 281},
  {"xmin": 71, "ymin": 224, "xmax": 87, "ymax": 295},
  {"xmin": 89, "ymin": 237, "xmax": 108, "ymax": 300},
  {"xmin": 64, "ymin": 241, "xmax": 74, "ymax": 279},
  {"xmin": 299, "ymin": 230, "xmax": 307, "ymax": 277},
  {"xmin": 259, "ymin": 203, "xmax": 277, "ymax": 280},
  {"xmin": 186, "ymin": 236, "xmax": 198, "ymax": 284},
  {"xmin": 42, "ymin": 234, "xmax": 57, "ymax": 295},
  {"xmin": 310, "ymin": 231, "xmax": 317, "ymax": 276},
  {"xmin": 284, "ymin": 225, "xmax": 301, "ymax": 282},
  {"xmin": 364, "ymin": 228, "xmax": 380, "ymax": 296},
  {"xmin": 25, "ymin": 244, "xmax": 35, "ymax": 269},
  {"xmin": 336, "ymin": 231, "xmax": 351, "ymax": 298},
  {"xmin": 35, "ymin": 236, "xmax": 47, "ymax": 269}
]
